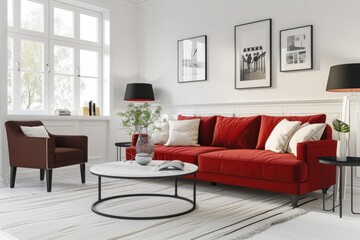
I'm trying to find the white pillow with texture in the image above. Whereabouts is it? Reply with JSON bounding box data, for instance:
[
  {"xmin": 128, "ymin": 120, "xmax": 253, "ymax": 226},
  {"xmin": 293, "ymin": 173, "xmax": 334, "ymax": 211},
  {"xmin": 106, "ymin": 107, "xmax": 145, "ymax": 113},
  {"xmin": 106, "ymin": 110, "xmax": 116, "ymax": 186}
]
[
  {"xmin": 20, "ymin": 126, "xmax": 49, "ymax": 138},
  {"xmin": 265, "ymin": 119, "xmax": 301, "ymax": 153},
  {"xmin": 287, "ymin": 123, "xmax": 326, "ymax": 156},
  {"xmin": 165, "ymin": 119, "xmax": 200, "ymax": 146},
  {"xmin": 151, "ymin": 122, "xmax": 169, "ymax": 145}
]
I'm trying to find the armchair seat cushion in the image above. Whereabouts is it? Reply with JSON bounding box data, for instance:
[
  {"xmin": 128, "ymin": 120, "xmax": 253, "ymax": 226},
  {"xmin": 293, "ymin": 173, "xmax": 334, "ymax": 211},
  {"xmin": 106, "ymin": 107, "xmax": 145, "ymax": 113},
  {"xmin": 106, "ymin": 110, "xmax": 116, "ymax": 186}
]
[
  {"xmin": 198, "ymin": 149, "xmax": 307, "ymax": 182},
  {"xmin": 55, "ymin": 147, "xmax": 84, "ymax": 162}
]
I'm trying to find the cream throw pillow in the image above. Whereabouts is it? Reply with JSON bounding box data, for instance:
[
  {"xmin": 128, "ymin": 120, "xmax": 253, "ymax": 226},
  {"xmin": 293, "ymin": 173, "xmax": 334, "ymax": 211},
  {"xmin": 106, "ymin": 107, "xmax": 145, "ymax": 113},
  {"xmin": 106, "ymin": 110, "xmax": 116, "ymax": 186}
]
[
  {"xmin": 20, "ymin": 126, "xmax": 49, "ymax": 138},
  {"xmin": 165, "ymin": 119, "xmax": 200, "ymax": 146},
  {"xmin": 265, "ymin": 119, "xmax": 301, "ymax": 153},
  {"xmin": 151, "ymin": 122, "xmax": 169, "ymax": 145},
  {"xmin": 287, "ymin": 123, "xmax": 326, "ymax": 156}
]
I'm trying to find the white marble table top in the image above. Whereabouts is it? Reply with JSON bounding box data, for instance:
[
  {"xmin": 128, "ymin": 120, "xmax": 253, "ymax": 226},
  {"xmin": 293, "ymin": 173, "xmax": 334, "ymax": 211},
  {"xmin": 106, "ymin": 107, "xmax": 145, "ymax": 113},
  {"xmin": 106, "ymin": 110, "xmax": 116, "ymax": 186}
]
[{"xmin": 90, "ymin": 160, "xmax": 198, "ymax": 178}]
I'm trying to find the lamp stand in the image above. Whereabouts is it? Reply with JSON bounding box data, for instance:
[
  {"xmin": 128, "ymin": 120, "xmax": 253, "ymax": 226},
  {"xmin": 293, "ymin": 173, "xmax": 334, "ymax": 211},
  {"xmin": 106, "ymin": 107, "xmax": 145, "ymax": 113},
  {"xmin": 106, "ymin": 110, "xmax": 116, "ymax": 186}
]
[{"xmin": 335, "ymin": 96, "xmax": 350, "ymax": 200}]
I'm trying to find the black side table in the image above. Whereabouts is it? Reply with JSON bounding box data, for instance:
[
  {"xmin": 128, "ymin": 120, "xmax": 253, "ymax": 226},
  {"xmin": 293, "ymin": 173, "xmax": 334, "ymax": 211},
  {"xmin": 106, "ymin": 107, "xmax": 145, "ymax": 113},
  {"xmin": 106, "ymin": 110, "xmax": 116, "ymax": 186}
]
[
  {"xmin": 114, "ymin": 142, "xmax": 132, "ymax": 161},
  {"xmin": 318, "ymin": 156, "xmax": 360, "ymax": 218}
]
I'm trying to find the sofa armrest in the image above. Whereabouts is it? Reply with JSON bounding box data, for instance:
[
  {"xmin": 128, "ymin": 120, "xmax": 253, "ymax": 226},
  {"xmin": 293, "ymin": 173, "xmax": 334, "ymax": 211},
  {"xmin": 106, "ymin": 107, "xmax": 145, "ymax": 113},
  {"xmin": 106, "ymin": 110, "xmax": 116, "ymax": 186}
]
[{"xmin": 297, "ymin": 140, "xmax": 337, "ymax": 191}]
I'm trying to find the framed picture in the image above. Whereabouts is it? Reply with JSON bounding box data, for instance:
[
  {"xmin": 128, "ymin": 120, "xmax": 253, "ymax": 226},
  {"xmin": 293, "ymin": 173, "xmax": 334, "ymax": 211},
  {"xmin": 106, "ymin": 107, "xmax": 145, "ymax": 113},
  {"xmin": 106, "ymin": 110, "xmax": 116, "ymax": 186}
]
[
  {"xmin": 280, "ymin": 25, "xmax": 313, "ymax": 72},
  {"xmin": 235, "ymin": 19, "xmax": 272, "ymax": 89},
  {"xmin": 177, "ymin": 35, "xmax": 207, "ymax": 83}
]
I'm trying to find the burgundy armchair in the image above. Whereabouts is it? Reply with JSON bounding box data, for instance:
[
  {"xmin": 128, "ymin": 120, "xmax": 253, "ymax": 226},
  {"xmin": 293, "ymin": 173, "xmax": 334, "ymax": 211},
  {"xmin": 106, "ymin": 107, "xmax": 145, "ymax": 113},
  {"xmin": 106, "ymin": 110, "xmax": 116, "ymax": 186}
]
[{"xmin": 5, "ymin": 121, "xmax": 88, "ymax": 192}]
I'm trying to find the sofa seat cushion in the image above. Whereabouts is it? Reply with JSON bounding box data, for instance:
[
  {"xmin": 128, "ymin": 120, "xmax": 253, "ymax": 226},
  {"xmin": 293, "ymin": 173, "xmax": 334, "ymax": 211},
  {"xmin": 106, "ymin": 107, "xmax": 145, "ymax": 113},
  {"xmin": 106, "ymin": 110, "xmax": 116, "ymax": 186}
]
[
  {"xmin": 55, "ymin": 147, "xmax": 84, "ymax": 162},
  {"xmin": 154, "ymin": 145, "xmax": 227, "ymax": 164},
  {"xmin": 198, "ymin": 149, "xmax": 307, "ymax": 182}
]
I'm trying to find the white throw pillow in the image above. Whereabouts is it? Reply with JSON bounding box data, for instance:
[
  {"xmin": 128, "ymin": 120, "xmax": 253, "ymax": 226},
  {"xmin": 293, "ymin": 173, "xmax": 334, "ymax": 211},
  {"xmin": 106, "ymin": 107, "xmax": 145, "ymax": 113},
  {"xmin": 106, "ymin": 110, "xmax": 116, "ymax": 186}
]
[
  {"xmin": 20, "ymin": 126, "xmax": 49, "ymax": 138},
  {"xmin": 165, "ymin": 119, "xmax": 200, "ymax": 146},
  {"xmin": 287, "ymin": 123, "xmax": 326, "ymax": 156},
  {"xmin": 265, "ymin": 119, "xmax": 301, "ymax": 153},
  {"xmin": 151, "ymin": 122, "xmax": 169, "ymax": 145}
]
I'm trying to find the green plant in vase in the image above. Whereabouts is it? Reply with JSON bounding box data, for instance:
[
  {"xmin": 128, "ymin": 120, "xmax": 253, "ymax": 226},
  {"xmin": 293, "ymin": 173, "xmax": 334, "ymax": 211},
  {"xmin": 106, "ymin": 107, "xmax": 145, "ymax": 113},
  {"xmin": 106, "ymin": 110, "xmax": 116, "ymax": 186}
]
[
  {"xmin": 117, "ymin": 102, "xmax": 161, "ymax": 135},
  {"xmin": 332, "ymin": 119, "xmax": 350, "ymax": 161}
]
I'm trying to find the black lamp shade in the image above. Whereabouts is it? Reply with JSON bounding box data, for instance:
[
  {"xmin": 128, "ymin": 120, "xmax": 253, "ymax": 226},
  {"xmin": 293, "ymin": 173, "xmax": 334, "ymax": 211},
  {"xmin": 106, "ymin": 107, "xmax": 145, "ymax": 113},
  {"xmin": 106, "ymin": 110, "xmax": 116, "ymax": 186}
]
[
  {"xmin": 326, "ymin": 63, "xmax": 360, "ymax": 92},
  {"xmin": 124, "ymin": 83, "xmax": 155, "ymax": 101}
]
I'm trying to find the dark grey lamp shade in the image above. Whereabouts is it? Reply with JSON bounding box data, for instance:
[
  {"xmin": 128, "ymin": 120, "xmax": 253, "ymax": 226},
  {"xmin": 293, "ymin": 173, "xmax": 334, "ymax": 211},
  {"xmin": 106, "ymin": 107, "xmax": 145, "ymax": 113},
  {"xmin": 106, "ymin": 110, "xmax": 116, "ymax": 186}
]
[
  {"xmin": 124, "ymin": 83, "xmax": 155, "ymax": 101},
  {"xmin": 326, "ymin": 64, "xmax": 360, "ymax": 92}
]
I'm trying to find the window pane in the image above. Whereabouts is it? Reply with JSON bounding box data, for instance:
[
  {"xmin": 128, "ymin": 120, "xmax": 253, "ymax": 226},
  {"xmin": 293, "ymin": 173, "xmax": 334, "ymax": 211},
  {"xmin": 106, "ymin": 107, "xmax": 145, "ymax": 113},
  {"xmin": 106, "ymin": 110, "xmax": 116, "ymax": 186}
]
[
  {"xmin": 7, "ymin": 0, "xmax": 14, "ymax": 27},
  {"xmin": 8, "ymin": 38, "xmax": 13, "ymax": 69},
  {"xmin": 21, "ymin": 0, "xmax": 44, "ymax": 32},
  {"xmin": 54, "ymin": 7, "xmax": 74, "ymax": 38},
  {"xmin": 54, "ymin": 45, "xmax": 74, "ymax": 74},
  {"xmin": 80, "ymin": 14, "xmax": 98, "ymax": 42},
  {"xmin": 20, "ymin": 40, "xmax": 44, "ymax": 71},
  {"xmin": 21, "ymin": 72, "xmax": 43, "ymax": 110},
  {"xmin": 80, "ymin": 50, "xmax": 98, "ymax": 77},
  {"xmin": 54, "ymin": 75, "xmax": 73, "ymax": 110},
  {"xmin": 8, "ymin": 71, "xmax": 13, "ymax": 109},
  {"xmin": 80, "ymin": 77, "xmax": 98, "ymax": 105}
]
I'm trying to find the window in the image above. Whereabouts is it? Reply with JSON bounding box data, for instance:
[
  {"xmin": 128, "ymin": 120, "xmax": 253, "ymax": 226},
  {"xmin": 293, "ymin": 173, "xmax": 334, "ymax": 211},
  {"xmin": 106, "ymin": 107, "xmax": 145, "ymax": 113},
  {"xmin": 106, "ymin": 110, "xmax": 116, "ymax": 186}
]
[{"xmin": 7, "ymin": 0, "xmax": 102, "ymax": 115}]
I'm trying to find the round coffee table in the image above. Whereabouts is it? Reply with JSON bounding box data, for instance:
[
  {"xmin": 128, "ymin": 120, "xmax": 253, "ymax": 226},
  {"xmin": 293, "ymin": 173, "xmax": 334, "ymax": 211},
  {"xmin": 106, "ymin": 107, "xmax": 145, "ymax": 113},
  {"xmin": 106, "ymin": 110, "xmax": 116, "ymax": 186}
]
[{"xmin": 90, "ymin": 160, "xmax": 198, "ymax": 220}]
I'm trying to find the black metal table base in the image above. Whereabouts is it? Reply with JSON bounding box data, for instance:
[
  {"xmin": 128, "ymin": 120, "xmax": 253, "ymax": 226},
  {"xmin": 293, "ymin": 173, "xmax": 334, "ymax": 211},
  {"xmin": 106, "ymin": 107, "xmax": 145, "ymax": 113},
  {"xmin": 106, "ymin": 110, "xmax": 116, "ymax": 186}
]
[
  {"xmin": 322, "ymin": 164, "xmax": 360, "ymax": 218},
  {"xmin": 92, "ymin": 174, "xmax": 197, "ymax": 220}
]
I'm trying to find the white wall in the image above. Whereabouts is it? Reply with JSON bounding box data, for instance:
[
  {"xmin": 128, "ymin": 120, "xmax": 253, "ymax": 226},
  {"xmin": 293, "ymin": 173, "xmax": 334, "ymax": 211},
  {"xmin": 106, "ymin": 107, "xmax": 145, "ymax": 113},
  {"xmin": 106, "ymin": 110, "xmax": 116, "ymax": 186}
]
[{"xmin": 137, "ymin": 0, "xmax": 360, "ymax": 105}]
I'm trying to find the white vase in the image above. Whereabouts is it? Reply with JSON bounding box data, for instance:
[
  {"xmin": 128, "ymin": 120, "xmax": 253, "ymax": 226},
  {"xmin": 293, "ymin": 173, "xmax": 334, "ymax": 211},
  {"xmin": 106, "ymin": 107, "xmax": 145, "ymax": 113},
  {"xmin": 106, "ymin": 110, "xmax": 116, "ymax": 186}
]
[{"xmin": 336, "ymin": 140, "xmax": 347, "ymax": 162}]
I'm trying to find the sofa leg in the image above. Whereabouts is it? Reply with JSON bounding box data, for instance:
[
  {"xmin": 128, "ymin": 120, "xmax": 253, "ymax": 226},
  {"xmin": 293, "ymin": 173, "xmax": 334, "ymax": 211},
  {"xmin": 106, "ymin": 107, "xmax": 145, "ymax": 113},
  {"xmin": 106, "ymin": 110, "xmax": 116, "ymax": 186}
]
[
  {"xmin": 10, "ymin": 167, "xmax": 17, "ymax": 188},
  {"xmin": 211, "ymin": 182, "xmax": 217, "ymax": 186},
  {"xmin": 322, "ymin": 187, "xmax": 330, "ymax": 195},
  {"xmin": 46, "ymin": 169, "xmax": 53, "ymax": 192},
  {"xmin": 288, "ymin": 194, "xmax": 301, "ymax": 208},
  {"xmin": 40, "ymin": 169, "xmax": 45, "ymax": 181},
  {"xmin": 80, "ymin": 164, "xmax": 86, "ymax": 184}
]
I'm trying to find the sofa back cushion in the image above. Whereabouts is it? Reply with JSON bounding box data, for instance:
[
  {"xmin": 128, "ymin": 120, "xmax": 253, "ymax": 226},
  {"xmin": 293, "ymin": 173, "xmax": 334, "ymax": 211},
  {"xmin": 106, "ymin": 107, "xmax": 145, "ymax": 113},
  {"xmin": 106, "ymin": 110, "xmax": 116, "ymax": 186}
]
[
  {"xmin": 178, "ymin": 115, "xmax": 217, "ymax": 146},
  {"xmin": 256, "ymin": 114, "xmax": 327, "ymax": 150},
  {"xmin": 211, "ymin": 115, "xmax": 261, "ymax": 149}
]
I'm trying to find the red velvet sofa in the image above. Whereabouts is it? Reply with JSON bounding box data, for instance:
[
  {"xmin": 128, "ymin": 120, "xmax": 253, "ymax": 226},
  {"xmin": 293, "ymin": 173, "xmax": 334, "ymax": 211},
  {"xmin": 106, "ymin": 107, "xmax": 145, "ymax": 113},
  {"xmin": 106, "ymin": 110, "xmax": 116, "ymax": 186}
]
[{"xmin": 126, "ymin": 114, "xmax": 336, "ymax": 207}]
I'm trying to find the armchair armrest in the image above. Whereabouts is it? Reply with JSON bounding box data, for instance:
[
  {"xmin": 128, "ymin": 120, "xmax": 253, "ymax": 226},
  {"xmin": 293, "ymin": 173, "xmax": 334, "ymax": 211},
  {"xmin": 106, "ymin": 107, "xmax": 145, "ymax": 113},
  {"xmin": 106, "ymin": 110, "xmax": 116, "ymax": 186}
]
[
  {"xmin": 297, "ymin": 140, "xmax": 337, "ymax": 191},
  {"xmin": 50, "ymin": 134, "xmax": 88, "ymax": 150},
  {"xmin": 7, "ymin": 135, "xmax": 55, "ymax": 169}
]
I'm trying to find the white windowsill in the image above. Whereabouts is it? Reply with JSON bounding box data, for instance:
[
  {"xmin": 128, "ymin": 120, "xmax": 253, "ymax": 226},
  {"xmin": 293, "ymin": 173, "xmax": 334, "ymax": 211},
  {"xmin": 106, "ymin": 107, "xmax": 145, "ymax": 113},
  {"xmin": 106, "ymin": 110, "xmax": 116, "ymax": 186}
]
[{"xmin": 7, "ymin": 115, "xmax": 111, "ymax": 121}]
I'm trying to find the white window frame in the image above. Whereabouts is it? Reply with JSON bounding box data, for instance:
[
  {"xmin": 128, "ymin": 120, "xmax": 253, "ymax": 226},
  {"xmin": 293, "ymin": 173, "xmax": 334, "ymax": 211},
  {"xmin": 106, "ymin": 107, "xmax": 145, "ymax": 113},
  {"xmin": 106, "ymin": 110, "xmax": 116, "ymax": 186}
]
[
  {"xmin": 8, "ymin": 32, "xmax": 49, "ymax": 115},
  {"xmin": 8, "ymin": 0, "xmax": 103, "ymax": 115}
]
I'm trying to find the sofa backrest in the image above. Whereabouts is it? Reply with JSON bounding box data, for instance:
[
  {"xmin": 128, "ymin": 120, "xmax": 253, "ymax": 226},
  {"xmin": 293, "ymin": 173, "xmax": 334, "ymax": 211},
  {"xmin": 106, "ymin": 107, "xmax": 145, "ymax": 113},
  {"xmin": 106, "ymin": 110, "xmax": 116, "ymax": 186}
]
[
  {"xmin": 177, "ymin": 115, "xmax": 217, "ymax": 146},
  {"xmin": 255, "ymin": 114, "xmax": 327, "ymax": 150},
  {"xmin": 211, "ymin": 115, "xmax": 262, "ymax": 149}
]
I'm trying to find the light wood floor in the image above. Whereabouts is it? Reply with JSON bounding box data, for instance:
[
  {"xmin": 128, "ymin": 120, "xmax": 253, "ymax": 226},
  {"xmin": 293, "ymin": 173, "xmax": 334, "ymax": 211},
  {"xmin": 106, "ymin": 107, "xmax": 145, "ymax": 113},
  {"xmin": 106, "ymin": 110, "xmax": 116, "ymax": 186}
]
[{"xmin": 1, "ymin": 165, "xmax": 360, "ymax": 240}]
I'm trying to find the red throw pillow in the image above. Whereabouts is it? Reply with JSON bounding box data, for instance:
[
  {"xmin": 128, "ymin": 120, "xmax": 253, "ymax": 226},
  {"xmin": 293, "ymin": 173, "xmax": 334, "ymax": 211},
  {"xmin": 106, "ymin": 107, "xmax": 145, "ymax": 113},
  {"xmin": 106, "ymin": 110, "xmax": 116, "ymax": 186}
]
[
  {"xmin": 255, "ymin": 114, "xmax": 327, "ymax": 150},
  {"xmin": 177, "ymin": 115, "xmax": 217, "ymax": 146},
  {"xmin": 211, "ymin": 115, "xmax": 261, "ymax": 149}
]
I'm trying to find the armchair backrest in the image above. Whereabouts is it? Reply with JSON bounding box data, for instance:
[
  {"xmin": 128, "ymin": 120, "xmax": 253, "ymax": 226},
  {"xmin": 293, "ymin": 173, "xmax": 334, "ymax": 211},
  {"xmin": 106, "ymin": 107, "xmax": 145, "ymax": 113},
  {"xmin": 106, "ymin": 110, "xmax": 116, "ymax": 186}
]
[{"xmin": 5, "ymin": 121, "xmax": 46, "ymax": 139}]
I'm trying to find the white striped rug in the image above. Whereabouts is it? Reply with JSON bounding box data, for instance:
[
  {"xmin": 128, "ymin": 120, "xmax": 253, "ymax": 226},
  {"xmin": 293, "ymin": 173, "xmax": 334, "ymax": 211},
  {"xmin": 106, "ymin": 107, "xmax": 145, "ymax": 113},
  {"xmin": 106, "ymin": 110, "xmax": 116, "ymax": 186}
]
[{"xmin": 0, "ymin": 178, "xmax": 320, "ymax": 240}]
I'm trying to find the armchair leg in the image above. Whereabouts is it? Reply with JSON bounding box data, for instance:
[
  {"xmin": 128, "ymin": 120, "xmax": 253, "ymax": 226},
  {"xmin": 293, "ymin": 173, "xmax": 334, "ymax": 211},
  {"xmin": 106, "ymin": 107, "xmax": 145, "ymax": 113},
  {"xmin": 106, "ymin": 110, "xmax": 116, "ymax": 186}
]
[
  {"xmin": 80, "ymin": 164, "xmax": 86, "ymax": 183},
  {"xmin": 46, "ymin": 169, "xmax": 53, "ymax": 192},
  {"xmin": 40, "ymin": 169, "xmax": 45, "ymax": 181},
  {"xmin": 10, "ymin": 167, "xmax": 17, "ymax": 188}
]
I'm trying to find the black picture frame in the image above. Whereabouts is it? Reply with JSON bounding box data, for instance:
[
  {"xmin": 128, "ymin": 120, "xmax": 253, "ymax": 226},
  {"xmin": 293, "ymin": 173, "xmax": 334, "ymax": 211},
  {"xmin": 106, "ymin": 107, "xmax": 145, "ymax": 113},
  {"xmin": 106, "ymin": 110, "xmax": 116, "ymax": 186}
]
[
  {"xmin": 177, "ymin": 35, "xmax": 207, "ymax": 83},
  {"xmin": 280, "ymin": 25, "xmax": 313, "ymax": 72},
  {"xmin": 235, "ymin": 19, "xmax": 272, "ymax": 89}
]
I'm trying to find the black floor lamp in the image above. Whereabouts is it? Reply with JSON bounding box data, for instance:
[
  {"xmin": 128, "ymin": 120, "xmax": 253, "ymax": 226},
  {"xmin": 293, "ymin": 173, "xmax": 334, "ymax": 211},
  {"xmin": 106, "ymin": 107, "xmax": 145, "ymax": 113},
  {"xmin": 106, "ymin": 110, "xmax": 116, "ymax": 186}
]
[
  {"xmin": 124, "ymin": 83, "xmax": 155, "ymax": 102},
  {"xmin": 326, "ymin": 63, "xmax": 360, "ymax": 199}
]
